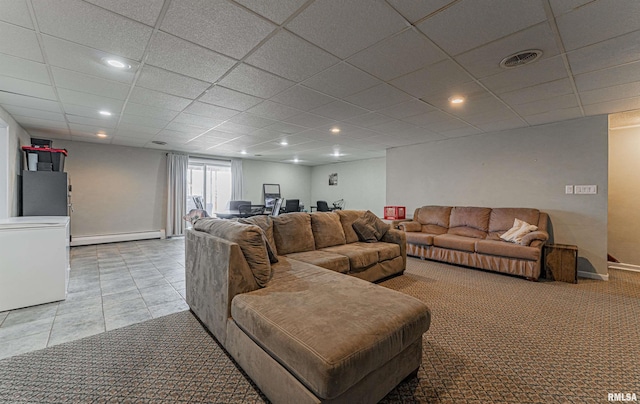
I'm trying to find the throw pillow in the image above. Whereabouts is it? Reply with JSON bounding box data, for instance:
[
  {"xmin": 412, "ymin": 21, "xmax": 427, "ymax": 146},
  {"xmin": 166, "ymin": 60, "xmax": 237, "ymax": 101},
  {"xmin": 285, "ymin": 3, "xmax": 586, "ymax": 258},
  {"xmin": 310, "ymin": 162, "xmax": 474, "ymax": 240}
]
[
  {"xmin": 183, "ymin": 209, "xmax": 209, "ymax": 224},
  {"xmin": 239, "ymin": 216, "xmax": 278, "ymax": 264},
  {"xmin": 500, "ymin": 218, "xmax": 538, "ymax": 244},
  {"xmin": 352, "ymin": 218, "xmax": 380, "ymax": 242},
  {"xmin": 352, "ymin": 211, "xmax": 390, "ymax": 242}
]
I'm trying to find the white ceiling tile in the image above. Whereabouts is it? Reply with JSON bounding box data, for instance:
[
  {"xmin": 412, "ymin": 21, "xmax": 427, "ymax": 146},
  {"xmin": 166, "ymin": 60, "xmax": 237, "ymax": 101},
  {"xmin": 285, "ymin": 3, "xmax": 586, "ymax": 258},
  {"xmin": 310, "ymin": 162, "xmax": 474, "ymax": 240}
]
[
  {"xmin": 173, "ymin": 112, "xmax": 223, "ymax": 129},
  {"xmin": 114, "ymin": 129, "xmax": 156, "ymax": 139},
  {"xmin": 0, "ymin": 21, "xmax": 43, "ymax": 62},
  {"xmin": 283, "ymin": 112, "xmax": 336, "ymax": 128},
  {"xmin": 344, "ymin": 84, "xmax": 412, "ymax": 111},
  {"xmin": 286, "ymin": 0, "xmax": 407, "ymax": 59},
  {"xmin": 27, "ymin": 128, "xmax": 71, "ymax": 140},
  {"xmin": 368, "ymin": 119, "xmax": 422, "ymax": 136},
  {"xmin": 246, "ymin": 31, "xmax": 339, "ymax": 82},
  {"xmin": 116, "ymin": 123, "xmax": 161, "ymax": 135},
  {"xmin": 390, "ymin": 59, "xmax": 473, "ymax": 98},
  {"xmin": 308, "ymin": 100, "xmax": 368, "ymax": 121},
  {"xmin": 269, "ymin": 85, "xmax": 335, "ymax": 111},
  {"xmin": 32, "ymin": 0, "xmax": 153, "ymax": 60},
  {"xmin": 418, "ymin": 81, "xmax": 488, "ymax": 111},
  {"xmin": 0, "ymin": 53, "xmax": 49, "ymax": 84},
  {"xmin": 16, "ymin": 116, "xmax": 69, "ymax": 130},
  {"xmin": 567, "ymin": 30, "xmax": 640, "ymax": 76},
  {"xmin": 386, "ymin": 0, "xmax": 455, "ymax": 24},
  {"xmin": 218, "ymin": 63, "xmax": 294, "ymax": 98},
  {"xmin": 498, "ymin": 79, "xmax": 574, "ymax": 106},
  {"xmin": 580, "ymin": 81, "xmax": 640, "ymax": 106},
  {"xmin": 556, "ymin": 0, "xmax": 640, "ymax": 51},
  {"xmin": 302, "ymin": 63, "xmax": 380, "ymax": 98},
  {"xmin": 377, "ymin": 99, "xmax": 435, "ymax": 119},
  {"xmin": 51, "ymin": 66, "xmax": 130, "ymax": 100},
  {"xmin": 164, "ymin": 121, "xmax": 208, "ymax": 135},
  {"xmin": 120, "ymin": 113, "xmax": 170, "ymax": 129},
  {"xmin": 455, "ymin": 22, "xmax": 560, "ymax": 79},
  {"xmin": 439, "ymin": 126, "xmax": 482, "ymax": 139},
  {"xmin": 342, "ymin": 112, "xmax": 394, "ymax": 128},
  {"xmin": 63, "ymin": 103, "xmax": 121, "ymax": 120},
  {"xmin": 480, "ymin": 55, "xmax": 568, "ymax": 94},
  {"xmin": 42, "ymin": 35, "xmax": 138, "ymax": 84},
  {"xmin": 212, "ymin": 121, "xmax": 255, "ymax": 135},
  {"xmin": 228, "ymin": 113, "xmax": 276, "ymax": 128},
  {"xmin": 68, "ymin": 122, "xmax": 114, "ymax": 135},
  {"xmin": 122, "ymin": 102, "xmax": 180, "ymax": 121},
  {"xmin": 111, "ymin": 136, "xmax": 149, "ymax": 147},
  {"xmin": 475, "ymin": 118, "xmax": 525, "ymax": 133},
  {"xmin": 137, "ymin": 65, "xmax": 211, "ymax": 99},
  {"xmin": 549, "ymin": 0, "xmax": 592, "ymax": 16},
  {"xmin": 417, "ymin": 0, "xmax": 547, "ymax": 56},
  {"xmin": 2, "ymin": 105, "xmax": 64, "ymax": 121},
  {"xmin": 145, "ymin": 32, "xmax": 236, "ymax": 83},
  {"xmin": 203, "ymin": 130, "xmax": 242, "ymax": 141},
  {"xmin": 0, "ymin": 75, "xmax": 56, "ymax": 100},
  {"xmin": 184, "ymin": 101, "xmax": 240, "ymax": 119},
  {"xmin": 0, "ymin": 92, "xmax": 61, "ymax": 112},
  {"xmin": 198, "ymin": 86, "xmax": 263, "ymax": 111},
  {"xmin": 574, "ymin": 61, "xmax": 640, "ymax": 92},
  {"xmin": 400, "ymin": 110, "xmax": 453, "ymax": 126},
  {"xmin": 348, "ymin": 29, "xmax": 446, "ymax": 81},
  {"xmin": 129, "ymin": 87, "xmax": 192, "ymax": 111},
  {"xmin": 246, "ymin": 100, "xmax": 303, "ymax": 120},
  {"xmin": 0, "ymin": 0, "xmax": 33, "ymax": 28},
  {"xmin": 262, "ymin": 121, "xmax": 307, "ymax": 135},
  {"xmin": 524, "ymin": 107, "xmax": 584, "ymax": 126},
  {"xmin": 58, "ymin": 88, "xmax": 124, "ymax": 111},
  {"xmin": 66, "ymin": 114, "xmax": 118, "ymax": 128},
  {"xmin": 83, "ymin": 0, "xmax": 164, "ymax": 26},
  {"xmin": 234, "ymin": 0, "xmax": 307, "ymax": 24},
  {"xmin": 464, "ymin": 109, "xmax": 522, "ymax": 126},
  {"xmin": 70, "ymin": 135, "xmax": 112, "ymax": 143},
  {"xmin": 161, "ymin": 0, "xmax": 276, "ymax": 59}
]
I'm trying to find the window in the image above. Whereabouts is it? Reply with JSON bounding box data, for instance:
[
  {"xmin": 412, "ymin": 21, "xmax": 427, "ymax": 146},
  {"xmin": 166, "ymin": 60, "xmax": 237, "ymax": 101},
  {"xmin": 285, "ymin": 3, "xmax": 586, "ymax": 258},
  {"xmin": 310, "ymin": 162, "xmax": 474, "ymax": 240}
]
[{"xmin": 187, "ymin": 158, "xmax": 231, "ymax": 214}]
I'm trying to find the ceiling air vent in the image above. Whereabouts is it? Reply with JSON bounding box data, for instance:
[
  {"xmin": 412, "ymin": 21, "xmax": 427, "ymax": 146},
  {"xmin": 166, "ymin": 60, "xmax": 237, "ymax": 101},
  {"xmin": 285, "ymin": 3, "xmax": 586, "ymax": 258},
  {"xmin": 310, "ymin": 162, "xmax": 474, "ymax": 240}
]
[
  {"xmin": 499, "ymin": 50, "xmax": 543, "ymax": 69},
  {"xmin": 151, "ymin": 140, "xmax": 167, "ymax": 145}
]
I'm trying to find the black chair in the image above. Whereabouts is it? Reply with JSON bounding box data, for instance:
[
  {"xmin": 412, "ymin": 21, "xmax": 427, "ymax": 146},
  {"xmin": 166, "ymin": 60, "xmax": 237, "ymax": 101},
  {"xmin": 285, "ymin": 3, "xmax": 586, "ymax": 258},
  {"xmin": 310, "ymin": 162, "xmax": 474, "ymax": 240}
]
[
  {"xmin": 229, "ymin": 200, "xmax": 251, "ymax": 210},
  {"xmin": 316, "ymin": 201, "xmax": 331, "ymax": 212},
  {"xmin": 238, "ymin": 204, "xmax": 265, "ymax": 215},
  {"xmin": 284, "ymin": 199, "xmax": 300, "ymax": 213}
]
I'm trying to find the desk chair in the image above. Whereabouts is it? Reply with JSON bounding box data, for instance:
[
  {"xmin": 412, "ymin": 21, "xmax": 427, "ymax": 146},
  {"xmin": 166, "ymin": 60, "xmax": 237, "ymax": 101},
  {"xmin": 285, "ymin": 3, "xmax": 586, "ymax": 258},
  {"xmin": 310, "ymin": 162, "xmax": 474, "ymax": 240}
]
[
  {"xmin": 284, "ymin": 199, "xmax": 300, "ymax": 213},
  {"xmin": 229, "ymin": 200, "xmax": 251, "ymax": 210},
  {"xmin": 316, "ymin": 201, "xmax": 331, "ymax": 212}
]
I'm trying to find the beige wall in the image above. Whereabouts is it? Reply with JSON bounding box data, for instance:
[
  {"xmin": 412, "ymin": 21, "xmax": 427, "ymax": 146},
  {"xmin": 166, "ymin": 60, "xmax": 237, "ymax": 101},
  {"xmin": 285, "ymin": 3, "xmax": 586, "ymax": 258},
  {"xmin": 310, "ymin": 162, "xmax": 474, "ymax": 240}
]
[
  {"xmin": 54, "ymin": 140, "xmax": 166, "ymax": 238},
  {"xmin": 0, "ymin": 105, "xmax": 30, "ymax": 217},
  {"xmin": 242, "ymin": 159, "xmax": 312, "ymax": 209},
  {"xmin": 608, "ymin": 126, "xmax": 640, "ymax": 265},
  {"xmin": 311, "ymin": 158, "xmax": 386, "ymax": 215},
  {"xmin": 387, "ymin": 116, "xmax": 609, "ymax": 277}
]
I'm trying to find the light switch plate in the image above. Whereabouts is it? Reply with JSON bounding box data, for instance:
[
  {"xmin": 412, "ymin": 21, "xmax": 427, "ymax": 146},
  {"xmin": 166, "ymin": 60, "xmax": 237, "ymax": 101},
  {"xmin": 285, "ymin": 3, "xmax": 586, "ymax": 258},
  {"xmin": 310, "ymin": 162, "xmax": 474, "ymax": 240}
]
[
  {"xmin": 575, "ymin": 185, "xmax": 597, "ymax": 194},
  {"xmin": 565, "ymin": 185, "xmax": 573, "ymax": 194}
]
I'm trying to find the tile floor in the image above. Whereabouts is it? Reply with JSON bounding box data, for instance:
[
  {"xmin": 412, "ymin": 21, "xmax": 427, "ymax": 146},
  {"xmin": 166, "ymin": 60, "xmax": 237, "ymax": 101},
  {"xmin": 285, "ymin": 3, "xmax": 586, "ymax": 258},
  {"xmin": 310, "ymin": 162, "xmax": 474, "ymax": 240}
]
[{"xmin": 0, "ymin": 237, "xmax": 187, "ymax": 360}]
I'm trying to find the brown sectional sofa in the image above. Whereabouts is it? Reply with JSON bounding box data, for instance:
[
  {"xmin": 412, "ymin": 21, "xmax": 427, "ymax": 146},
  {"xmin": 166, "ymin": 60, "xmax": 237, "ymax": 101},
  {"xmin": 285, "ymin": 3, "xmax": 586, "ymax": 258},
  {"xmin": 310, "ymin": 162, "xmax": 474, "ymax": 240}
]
[
  {"xmin": 186, "ymin": 210, "xmax": 431, "ymax": 403},
  {"xmin": 399, "ymin": 206, "xmax": 549, "ymax": 280}
]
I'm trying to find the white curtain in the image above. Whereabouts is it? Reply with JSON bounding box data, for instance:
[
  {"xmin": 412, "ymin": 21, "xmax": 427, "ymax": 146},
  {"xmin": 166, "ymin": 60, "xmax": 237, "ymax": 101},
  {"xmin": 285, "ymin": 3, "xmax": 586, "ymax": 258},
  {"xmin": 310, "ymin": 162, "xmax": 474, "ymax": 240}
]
[
  {"xmin": 166, "ymin": 153, "xmax": 188, "ymax": 237},
  {"xmin": 231, "ymin": 158, "xmax": 243, "ymax": 201}
]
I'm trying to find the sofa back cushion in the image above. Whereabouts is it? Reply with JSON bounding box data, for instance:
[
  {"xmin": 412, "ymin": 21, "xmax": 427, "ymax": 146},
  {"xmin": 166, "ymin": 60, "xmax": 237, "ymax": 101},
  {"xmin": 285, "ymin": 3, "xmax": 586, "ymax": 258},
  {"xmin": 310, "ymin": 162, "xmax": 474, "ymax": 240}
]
[
  {"xmin": 194, "ymin": 218, "xmax": 272, "ymax": 287},
  {"xmin": 336, "ymin": 210, "xmax": 366, "ymax": 244},
  {"xmin": 310, "ymin": 212, "xmax": 346, "ymax": 249},
  {"xmin": 272, "ymin": 212, "xmax": 315, "ymax": 255},
  {"xmin": 447, "ymin": 207, "xmax": 491, "ymax": 239},
  {"xmin": 415, "ymin": 206, "xmax": 452, "ymax": 235},
  {"xmin": 238, "ymin": 215, "xmax": 278, "ymax": 262},
  {"xmin": 488, "ymin": 208, "xmax": 540, "ymax": 240}
]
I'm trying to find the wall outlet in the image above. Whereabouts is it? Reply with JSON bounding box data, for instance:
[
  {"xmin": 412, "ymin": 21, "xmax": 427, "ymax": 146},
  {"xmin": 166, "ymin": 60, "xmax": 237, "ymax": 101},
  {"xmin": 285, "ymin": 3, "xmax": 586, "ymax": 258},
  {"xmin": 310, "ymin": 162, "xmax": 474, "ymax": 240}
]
[
  {"xmin": 575, "ymin": 185, "xmax": 597, "ymax": 194},
  {"xmin": 565, "ymin": 185, "xmax": 574, "ymax": 194}
]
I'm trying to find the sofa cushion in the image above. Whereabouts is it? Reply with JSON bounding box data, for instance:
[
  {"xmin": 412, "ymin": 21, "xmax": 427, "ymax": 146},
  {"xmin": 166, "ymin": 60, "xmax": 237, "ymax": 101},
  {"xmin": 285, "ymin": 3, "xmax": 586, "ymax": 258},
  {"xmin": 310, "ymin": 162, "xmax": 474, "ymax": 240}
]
[
  {"xmin": 285, "ymin": 250, "xmax": 350, "ymax": 274},
  {"xmin": 231, "ymin": 257, "xmax": 430, "ymax": 399},
  {"xmin": 475, "ymin": 240, "xmax": 541, "ymax": 261},
  {"xmin": 405, "ymin": 232, "xmax": 435, "ymax": 246},
  {"xmin": 351, "ymin": 241, "xmax": 401, "ymax": 262},
  {"xmin": 433, "ymin": 234, "xmax": 477, "ymax": 252},
  {"xmin": 488, "ymin": 208, "xmax": 540, "ymax": 239},
  {"xmin": 448, "ymin": 207, "xmax": 491, "ymax": 238},
  {"xmin": 352, "ymin": 211, "xmax": 390, "ymax": 242},
  {"xmin": 321, "ymin": 244, "xmax": 379, "ymax": 272},
  {"xmin": 336, "ymin": 210, "xmax": 366, "ymax": 244},
  {"xmin": 194, "ymin": 218, "xmax": 272, "ymax": 287},
  {"xmin": 415, "ymin": 206, "xmax": 451, "ymax": 234},
  {"xmin": 238, "ymin": 215, "xmax": 278, "ymax": 263},
  {"xmin": 272, "ymin": 213, "xmax": 315, "ymax": 255},
  {"xmin": 310, "ymin": 212, "xmax": 346, "ymax": 249}
]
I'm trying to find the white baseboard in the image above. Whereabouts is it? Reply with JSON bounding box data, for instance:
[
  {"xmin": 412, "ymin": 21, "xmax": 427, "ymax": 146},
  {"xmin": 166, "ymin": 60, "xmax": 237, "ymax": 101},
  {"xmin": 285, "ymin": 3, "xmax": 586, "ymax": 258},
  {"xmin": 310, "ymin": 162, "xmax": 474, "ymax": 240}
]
[
  {"xmin": 578, "ymin": 270, "xmax": 609, "ymax": 281},
  {"xmin": 608, "ymin": 262, "xmax": 640, "ymax": 273},
  {"xmin": 70, "ymin": 230, "xmax": 166, "ymax": 246}
]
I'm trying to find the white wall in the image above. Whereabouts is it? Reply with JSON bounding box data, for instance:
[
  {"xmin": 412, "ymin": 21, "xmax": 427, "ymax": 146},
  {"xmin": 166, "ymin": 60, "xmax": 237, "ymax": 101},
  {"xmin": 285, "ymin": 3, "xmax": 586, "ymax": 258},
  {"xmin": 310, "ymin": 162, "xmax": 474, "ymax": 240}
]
[
  {"xmin": 242, "ymin": 159, "xmax": 312, "ymax": 209},
  {"xmin": 54, "ymin": 140, "xmax": 166, "ymax": 238},
  {"xmin": 387, "ymin": 116, "xmax": 609, "ymax": 277},
  {"xmin": 0, "ymin": 105, "xmax": 30, "ymax": 218},
  {"xmin": 608, "ymin": 126, "xmax": 640, "ymax": 266},
  {"xmin": 311, "ymin": 158, "xmax": 386, "ymax": 215}
]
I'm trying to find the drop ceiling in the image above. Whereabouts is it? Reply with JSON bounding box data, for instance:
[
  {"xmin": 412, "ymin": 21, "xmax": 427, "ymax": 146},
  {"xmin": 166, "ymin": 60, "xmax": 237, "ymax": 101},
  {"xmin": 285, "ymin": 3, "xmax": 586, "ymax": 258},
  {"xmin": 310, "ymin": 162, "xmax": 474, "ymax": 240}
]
[{"xmin": 1, "ymin": 0, "xmax": 639, "ymax": 166}]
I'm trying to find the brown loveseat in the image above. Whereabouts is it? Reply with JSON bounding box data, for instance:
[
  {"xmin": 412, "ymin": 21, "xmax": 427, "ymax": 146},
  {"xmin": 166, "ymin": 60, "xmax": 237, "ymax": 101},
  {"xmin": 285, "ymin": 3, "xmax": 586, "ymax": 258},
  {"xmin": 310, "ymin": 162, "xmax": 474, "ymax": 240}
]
[
  {"xmin": 186, "ymin": 210, "xmax": 431, "ymax": 403},
  {"xmin": 399, "ymin": 206, "xmax": 549, "ymax": 280}
]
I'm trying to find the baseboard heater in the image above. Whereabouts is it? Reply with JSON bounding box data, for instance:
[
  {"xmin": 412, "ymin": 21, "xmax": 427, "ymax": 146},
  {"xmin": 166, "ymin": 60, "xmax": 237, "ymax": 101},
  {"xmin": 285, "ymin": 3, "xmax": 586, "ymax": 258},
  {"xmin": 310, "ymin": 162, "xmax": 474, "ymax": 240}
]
[{"xmin": 70, "ymin": 230, "xmax": 166, "ymax": 246}]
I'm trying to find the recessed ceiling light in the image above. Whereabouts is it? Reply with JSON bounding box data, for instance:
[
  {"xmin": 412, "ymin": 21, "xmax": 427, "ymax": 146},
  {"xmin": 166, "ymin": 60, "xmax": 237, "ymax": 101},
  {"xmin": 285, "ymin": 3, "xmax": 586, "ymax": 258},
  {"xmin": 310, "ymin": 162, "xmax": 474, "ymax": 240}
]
[
  {"xmin": 102, "ymin": 58, "xmax": 131, "ymax": 70},
  {"xmin": 330, "ymin": 127, "xmax": 340, "ymax": 134},
  {"xmin": 96, "ymin": 133, "xmax": 107, "ymax": 138},
  {"xmin": 99, "ymin": 110, "xmax": 112, "ymax": 116},
  {"xmin": 240, "ymin": 150, "xmax": 247, "ymax": 155},
  {"xmin": 448, "ymin": 96, "xmax": 465, "ymax": 105},
  {"xmin": 280, "ymin": 140, "xmax": 288, "ymax": 146},
  {"xmin": 293, "ymin": 158, "xmax": 299, "ymax": 163},
  {"xmin": 332, "ymin": 151, "xmax": 341, "ymax": 157}
]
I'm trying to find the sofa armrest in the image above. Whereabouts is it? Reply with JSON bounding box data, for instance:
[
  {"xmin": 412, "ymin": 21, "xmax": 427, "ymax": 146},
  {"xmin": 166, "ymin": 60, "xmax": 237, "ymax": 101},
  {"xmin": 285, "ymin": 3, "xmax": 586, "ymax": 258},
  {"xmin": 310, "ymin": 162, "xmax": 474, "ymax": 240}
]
[
  {"xmin": 520, "ymin": 230, "xmax": 549, "ymax": 247},
  {"xmin": 398, "ymin": 221, "xmax": 421, "ymax": 232},
  {"xmin": 381, "ymin": 228, "xmax": 407, "ymax": 268}
]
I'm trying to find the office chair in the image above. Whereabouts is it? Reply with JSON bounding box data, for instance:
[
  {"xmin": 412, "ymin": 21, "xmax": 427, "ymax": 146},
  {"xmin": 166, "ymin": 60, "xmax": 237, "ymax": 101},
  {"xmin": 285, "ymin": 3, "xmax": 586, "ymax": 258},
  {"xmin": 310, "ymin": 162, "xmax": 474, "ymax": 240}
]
[
  {"xmin": 284, "ymin": 199, "xmax": 300, "ymax": 213},
  {"xmin": 229, "ymin": 200, "xmax": 251, "ymax": 210},
  {"xmin": 316, "ymin": 201, "xmax": 331, "ymax": 212}
]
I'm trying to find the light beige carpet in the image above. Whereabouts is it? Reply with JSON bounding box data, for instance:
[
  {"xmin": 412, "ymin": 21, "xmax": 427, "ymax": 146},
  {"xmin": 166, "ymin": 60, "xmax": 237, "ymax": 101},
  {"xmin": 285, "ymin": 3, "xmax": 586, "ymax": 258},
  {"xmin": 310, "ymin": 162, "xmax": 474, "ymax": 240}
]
[{"xmin": 1, "ymin": 257, "xmax": 638, "ymax": 403}]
